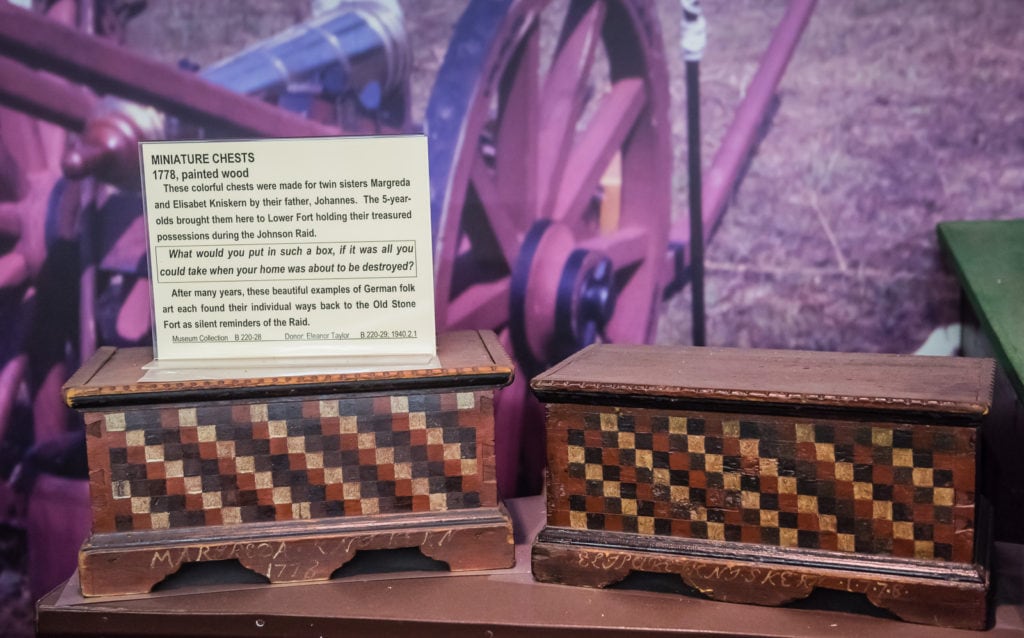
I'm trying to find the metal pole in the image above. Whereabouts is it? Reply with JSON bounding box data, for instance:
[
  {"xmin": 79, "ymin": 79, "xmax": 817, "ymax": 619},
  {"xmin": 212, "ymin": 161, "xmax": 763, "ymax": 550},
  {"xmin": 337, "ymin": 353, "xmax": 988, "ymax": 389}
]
[
  {"xmin": 686, "ymin": 59, "xmax": 705, "ymax": 347},
  {"xmin": 664, "ymin": 0, "xmax": 816, "ymax": 303},
  {"xmin": 682, "ymin": 1, "xmax": 707, "ymax": 346}
]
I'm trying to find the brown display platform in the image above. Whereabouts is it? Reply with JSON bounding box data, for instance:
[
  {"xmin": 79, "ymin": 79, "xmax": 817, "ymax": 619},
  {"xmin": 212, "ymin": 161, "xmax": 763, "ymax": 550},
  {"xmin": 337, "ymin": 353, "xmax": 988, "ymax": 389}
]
[
  {"xmin": 62, "ymin": 330, "xmax": 515, "ymax": 596},
  {"xmin": 36, "ymin": 497, "xmax": 1024, "ymax": 637},
  {"xmin": 530, "ymin": 344, "xmax": 995, "ymax": 629}
]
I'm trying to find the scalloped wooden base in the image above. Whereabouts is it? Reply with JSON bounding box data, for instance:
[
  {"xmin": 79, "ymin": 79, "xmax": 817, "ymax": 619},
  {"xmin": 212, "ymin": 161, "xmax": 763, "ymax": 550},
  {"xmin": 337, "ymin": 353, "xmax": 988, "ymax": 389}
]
[
  {"xmin": 532, "ymin": 527, "xmax": 987, "ymax": 630},
  {"xmin": 79, "ymin": 506, "xmax": 514, "ymax": 596}
]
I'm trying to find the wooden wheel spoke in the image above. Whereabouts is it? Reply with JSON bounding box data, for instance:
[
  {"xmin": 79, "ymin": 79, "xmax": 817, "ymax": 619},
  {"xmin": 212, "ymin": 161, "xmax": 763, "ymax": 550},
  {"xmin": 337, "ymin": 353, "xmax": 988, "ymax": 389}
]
[
  {"xmin": 428, "ymin": 0, "xmax": 671, "ymax": 364},
  {"xmin": 0, "ymin": 252, "xmax": 29, "ymax": 289},
  {"xmin": 464, "ymin": 17, "xmax": 541, "ymax": 270},
  {"xmin": 537, "ymin": 2, "xmax": 605, "ymax": 213},
  {"xmin": 0, "ymin": 204, "xmax": 22, "ymax": 237},
  {"xmin": 470, "ymin": 161, "xmax": 521, "ymax": 269},
  {"xmin": 552, "ymin": 78, "xmax": 645, "ymax": 226},
  {"xmin": 579, "ymin": 225, "xmax": 648, "ymax": 272},
  {"xmin": 116, "ymin": 278, "xmax": 152, "ymax": 342},
  {"xmin": 495, "ymin": 18, "xmax": 540, "ymax": 233},
  {"xmin": 447, "ymin": 277, "xmax": 510, "ymax": 330}
]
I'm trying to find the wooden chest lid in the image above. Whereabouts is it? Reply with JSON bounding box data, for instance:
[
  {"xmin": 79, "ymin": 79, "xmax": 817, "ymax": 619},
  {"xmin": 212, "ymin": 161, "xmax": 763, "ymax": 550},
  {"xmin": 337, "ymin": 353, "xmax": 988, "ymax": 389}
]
[
  {"xmin": 64, "ymin": 330, "xmax": 513, "ymax": 409},
  {"xmin": 531, "ymin": 344, "xmax": 995, "ymax": 419}
]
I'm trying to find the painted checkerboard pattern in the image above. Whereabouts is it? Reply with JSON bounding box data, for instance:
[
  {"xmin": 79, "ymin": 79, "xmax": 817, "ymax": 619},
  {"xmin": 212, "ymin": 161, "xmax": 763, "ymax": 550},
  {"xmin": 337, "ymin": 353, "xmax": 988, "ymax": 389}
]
[
  {"xmin": 546, "ymin": 406, "xmax": 976, "ymax": 563},
  {"xmin": 86, "ymin": 391, "xmax": 494, "ymax": 533}
]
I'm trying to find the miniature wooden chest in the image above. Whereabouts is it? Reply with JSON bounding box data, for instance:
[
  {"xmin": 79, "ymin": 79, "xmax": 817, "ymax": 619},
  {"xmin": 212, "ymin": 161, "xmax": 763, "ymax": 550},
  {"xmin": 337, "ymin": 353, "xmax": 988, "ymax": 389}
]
[
  {"xmin": 531, "ymin": 345, "xmax": 994, "ymax": 629},
  {"xmin": 63, "ymin": 330, "xmax": 515, "ymax": 596}
]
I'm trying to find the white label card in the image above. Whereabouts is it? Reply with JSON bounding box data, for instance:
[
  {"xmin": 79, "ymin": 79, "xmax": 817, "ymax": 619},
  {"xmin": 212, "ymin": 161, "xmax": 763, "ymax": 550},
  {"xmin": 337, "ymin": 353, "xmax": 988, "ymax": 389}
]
[{"xmin": 141, "ymin": 135, "xmax": 436, "ymax": 362}]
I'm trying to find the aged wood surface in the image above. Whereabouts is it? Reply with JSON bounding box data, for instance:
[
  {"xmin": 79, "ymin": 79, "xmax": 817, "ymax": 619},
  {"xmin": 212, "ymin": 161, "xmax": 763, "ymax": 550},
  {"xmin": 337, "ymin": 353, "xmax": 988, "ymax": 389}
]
[
  {"xmin": 82, "ymin": 388, "xmax": 498, "ymax": 534},
  {"xmin": 80, "ymin": 507, "xmax": 514, "ymax": 596},
  {"xmin": 65, "ymin": 330, "xmax": 516, "ymax": 597},
  {"xmin": 543, "ymin": 403, "xmax": 978, "ymax": 562},
  {"xmin": 531, "ymin": 344, "xmax": 994, "ymax": 629},
  {"xmin": 37, "ymin": 496, "xmax": 1024, "ymax": 638},
  {"xmin": 64, "ymin": 330, "xmax": 514, "ymax": 408},
  {"xmin": 532, "ymin": 533, "xmax": 987, "ymax": 630},
  {"xmin": 532, "ymin": 344, "xmax": 994, "ymax": 417}
]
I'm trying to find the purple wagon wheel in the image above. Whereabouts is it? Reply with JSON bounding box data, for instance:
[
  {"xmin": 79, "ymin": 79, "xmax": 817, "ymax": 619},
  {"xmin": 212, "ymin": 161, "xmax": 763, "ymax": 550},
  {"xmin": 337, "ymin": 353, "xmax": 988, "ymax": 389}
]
[{"xmin": 426, "ymin": 0, "xmax": 671, "ymax": 494}]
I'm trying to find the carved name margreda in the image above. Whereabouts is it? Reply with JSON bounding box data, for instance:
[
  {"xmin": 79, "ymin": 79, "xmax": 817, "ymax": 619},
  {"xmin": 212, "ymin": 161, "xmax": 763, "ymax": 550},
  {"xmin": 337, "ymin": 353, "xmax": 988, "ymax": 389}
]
[
  {"xmin": 148, "ymin": 529, "xmax": 453, "ymax": 576},
  {"xmin": 573, "ymin": 549, "xmax": 908, "ymax": 599},
  {"xmin": 150, "ymin": 541, "xmax": 287, "ymax": 569}
]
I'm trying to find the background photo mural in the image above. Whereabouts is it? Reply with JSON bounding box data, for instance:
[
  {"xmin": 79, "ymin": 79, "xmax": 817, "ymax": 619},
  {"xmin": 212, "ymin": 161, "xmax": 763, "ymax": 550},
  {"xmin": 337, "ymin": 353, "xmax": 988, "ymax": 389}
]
[{"xmin": 0, "ymin": 0, "xmax": 1021, "ymax": 634}]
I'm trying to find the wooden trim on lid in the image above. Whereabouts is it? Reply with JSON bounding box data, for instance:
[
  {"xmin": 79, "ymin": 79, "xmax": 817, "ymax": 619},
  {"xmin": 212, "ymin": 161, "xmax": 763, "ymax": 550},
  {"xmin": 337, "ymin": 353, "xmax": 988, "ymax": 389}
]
[{"xmin": 531, "ymin": 344, "xmax": 995, "ymax": 418}]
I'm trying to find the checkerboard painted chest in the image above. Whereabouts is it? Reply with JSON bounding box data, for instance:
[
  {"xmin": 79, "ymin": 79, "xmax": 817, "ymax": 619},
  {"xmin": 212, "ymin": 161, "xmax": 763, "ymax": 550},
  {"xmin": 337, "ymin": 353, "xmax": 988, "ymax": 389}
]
[
  {"xmin": 63, "ymin": 330, "xmax": 515, "ymax": 596},
  {"xmin": 530, "ymin": 344, "xmax": 995, "ymax": 629}
]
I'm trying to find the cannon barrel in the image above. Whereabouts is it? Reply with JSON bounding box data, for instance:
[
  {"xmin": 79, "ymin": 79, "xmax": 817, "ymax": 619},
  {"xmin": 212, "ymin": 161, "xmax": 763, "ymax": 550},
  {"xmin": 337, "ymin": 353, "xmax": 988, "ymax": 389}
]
[
  {"xmin": 0, "ymin": 2, "xmax": 334, "ymax": 138},
  {"xmin": 200, "ymin": 0, "xmax": 407, "ymax": 112},
  {"xmin": 0, "ymin": 1, "xmax": 409, "ymax": 187}
]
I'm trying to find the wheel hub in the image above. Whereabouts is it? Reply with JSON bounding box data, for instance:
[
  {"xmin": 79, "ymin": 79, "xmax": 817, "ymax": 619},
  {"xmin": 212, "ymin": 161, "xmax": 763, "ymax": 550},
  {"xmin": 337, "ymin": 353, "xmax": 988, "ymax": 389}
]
[{"xmin": 510, "ymin": 220, "xmax": 615, "ymax": 373}]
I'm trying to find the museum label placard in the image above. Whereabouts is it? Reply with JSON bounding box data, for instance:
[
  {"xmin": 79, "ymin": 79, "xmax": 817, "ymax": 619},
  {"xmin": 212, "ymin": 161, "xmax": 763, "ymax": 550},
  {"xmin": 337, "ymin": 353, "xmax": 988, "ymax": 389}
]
[{"xmin": 140, "ymin": 135, "xmax": 436, "ymax": 362}]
